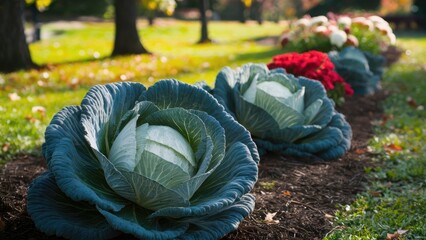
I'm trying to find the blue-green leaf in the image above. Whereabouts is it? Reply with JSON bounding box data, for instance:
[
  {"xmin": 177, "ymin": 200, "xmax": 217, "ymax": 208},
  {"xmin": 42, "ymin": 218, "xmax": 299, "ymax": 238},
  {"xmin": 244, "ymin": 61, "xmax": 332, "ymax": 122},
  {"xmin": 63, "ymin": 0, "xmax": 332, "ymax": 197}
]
[
  {"xmin": 81, "ymin": 82, "xmax": 145, "ymax": 155},
  {"xmin": 151, "ymin": 142, "xmax": 257, "ymax": 218},
  {"xmin": 234, "ymin": 90, "xmax": 279, "ymax": 136},
  {"xmin": 49, "ymin": 138, "xmax": 127, "ymax": 212},
  {"xmin": 304, "ymin": 99, "xmax": 323, "ymax": 124},
  {"xmin": 178, "ymin": 194, "xmax": 256, "ymax": 240},
  {"xmin": 98, "ymin": 205, "xmax": 189, "ymax": 240},
  {"xmin": 255, "ymin": 88, "xmax": 305, "ymax": 128},
  {"xmin": 27, "ymin": 172, "xmax": 119, "ymax": 240},
  {"xmin": 42, "ymin": 106, "xmax": 87, "ymax": 164}
]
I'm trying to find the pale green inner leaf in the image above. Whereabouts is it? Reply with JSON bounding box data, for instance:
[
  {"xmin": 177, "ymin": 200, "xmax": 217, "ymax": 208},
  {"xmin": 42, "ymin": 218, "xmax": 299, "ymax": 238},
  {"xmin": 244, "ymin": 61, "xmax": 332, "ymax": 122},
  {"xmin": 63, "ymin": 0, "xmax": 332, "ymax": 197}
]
[
  {"xmin": 108, "ymin": 116, "xmax": 138, "ymax": 171},
  {"xmin": 257, "ymin": 81, "xmax": 293, "ymax": 100},
  {"xmin": 242, "ymin": 74, "xmax": 258, "ymax": 103},
  {"xmin": 304, "ymin": 99, "xmax": 323, "ymax": 124},
  {"xmin": 276, "ymin": 87, "xmax": 305, "ymax": 114},
  {"xmin": 145, "ymin": 125, "xmax": 195, "ymax": 167},
  {"xmin": 134, "ymin": 124, "xmax": 195, "ymax": 187},
  {"xmin": 254, "ymin": 89, "xmax": 304, "ymax": 128}
]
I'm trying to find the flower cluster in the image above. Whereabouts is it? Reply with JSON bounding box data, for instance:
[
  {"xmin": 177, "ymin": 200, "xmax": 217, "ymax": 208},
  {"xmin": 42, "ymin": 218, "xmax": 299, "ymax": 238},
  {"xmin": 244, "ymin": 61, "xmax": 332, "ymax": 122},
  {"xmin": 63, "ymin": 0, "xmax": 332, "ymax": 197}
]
[
  {"xmin": 281, "ymin": 15, "xmax": 396, "ymax": 54},
  {"xmin": 267, "ymin": 51, "xmax": 354, "ymax": 98}
]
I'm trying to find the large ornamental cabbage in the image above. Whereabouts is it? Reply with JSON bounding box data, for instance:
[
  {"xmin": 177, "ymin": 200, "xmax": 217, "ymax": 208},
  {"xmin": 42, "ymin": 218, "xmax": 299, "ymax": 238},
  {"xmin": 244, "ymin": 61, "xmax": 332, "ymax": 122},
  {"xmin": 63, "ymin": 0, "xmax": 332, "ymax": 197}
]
[
  {"xmin": 27, "ymin": 80, "xmax": 259, "ymax": 240},
  {"xmin": 329, "ymin": 46, "xmax": 385, "ymax": 95},
  {"xmin": 213, "ymin": 64, "xmax": 352, "ymax": 160}
]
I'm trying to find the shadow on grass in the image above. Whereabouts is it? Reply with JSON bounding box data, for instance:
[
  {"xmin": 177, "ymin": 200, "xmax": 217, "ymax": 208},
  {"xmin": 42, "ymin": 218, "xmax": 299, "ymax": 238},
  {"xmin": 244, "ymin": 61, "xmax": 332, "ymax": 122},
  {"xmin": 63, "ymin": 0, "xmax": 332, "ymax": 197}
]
[{"xmin": 235, "ymin": 48, "xmax": 285, "ymax": 63}]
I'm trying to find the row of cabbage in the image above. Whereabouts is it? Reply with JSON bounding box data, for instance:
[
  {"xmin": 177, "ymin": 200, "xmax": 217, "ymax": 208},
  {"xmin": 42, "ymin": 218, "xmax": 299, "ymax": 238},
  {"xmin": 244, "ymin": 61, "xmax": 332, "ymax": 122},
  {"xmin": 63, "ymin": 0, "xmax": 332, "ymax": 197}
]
[
  {"xmin": 279, "ymin": 15, "xmax": 397, "ymax": 97},
  {"xmin": 25, "ymin": 15, "xmax": 398, "ymax": 240},
  {"xmin": 26, "ymin": 61, "xmax": 353, "ymax": 239}
]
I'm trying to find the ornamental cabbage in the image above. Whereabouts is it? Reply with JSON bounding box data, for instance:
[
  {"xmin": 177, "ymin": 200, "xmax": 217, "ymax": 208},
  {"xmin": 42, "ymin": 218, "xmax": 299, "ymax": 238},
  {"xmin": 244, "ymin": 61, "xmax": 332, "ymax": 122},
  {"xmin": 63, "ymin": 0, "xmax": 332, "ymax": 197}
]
[
  {"xmin": 212, "ymin": 64, "xmax": 352, "ymax": 160},
  {"xmin": 27, "ymin": 80, "xmax": 259, "ymax": 240},
  {"xmin": 329, "ymin": 46, "xmax": 385, "ymax": 95}
]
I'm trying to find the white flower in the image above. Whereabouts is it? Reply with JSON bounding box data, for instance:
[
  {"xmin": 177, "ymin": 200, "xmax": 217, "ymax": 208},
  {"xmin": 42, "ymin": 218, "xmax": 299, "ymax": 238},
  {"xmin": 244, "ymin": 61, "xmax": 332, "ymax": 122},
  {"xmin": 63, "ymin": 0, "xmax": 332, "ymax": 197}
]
[
  {"xmin": 309, "ymin": 15, "xmax": 328, "ymax": 27},
  {"xmin": 347, "ymin": 35, "xmax": 359, "ymax": 47},
  {"xmin": 294, "ymin": 18, "xmax": 310, "ymax": 28},
  {"xmin": 328, "ymin": 25, "xmax": 339, "ymax": 32},
  {"xmin": 375, "ymin": 23, "xmax": 393, "ymax": 35},
  {"xmin": 32, "ymin": 106, "xmax": 46, "ymax": 114},
  {"xmin": 338, "ymin": 16, "xmax": 352, "ymax": 27},
  {"xmin": 352, "ymin": 17, "xmax": 366, "ymax": 22},
  {"xmin": 387, "ymin": 32, "xmax": 396, "ymax": 45},
  {"xmin": 368, "ymin": 15, "xmax": 388, "ymax": 25},
  {"xmin": 314, "ymin": 25, "xmax": 328, "ymax": 34},
  {"xmin": 352, "ymin": 17, "xmax": 374, "ymax": 31},
  {"xmin": 330, "ymin": 30, "xmax": 347, "ymax": 47},
  {"xmin": 8, "ymin": 93, "xmax": 21, "ymax": 101}
]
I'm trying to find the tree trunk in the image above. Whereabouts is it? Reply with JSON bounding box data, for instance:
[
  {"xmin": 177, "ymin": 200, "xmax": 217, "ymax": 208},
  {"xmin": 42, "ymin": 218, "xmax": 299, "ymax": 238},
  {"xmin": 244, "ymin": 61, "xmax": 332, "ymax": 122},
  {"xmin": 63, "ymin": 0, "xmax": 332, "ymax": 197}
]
[
  {"xmin": 239, "ymin": 1, "xmax": 247, "ymax": 23},
  {"xmin": 112, "ymin": 0, "xmax": 149, "ymax": 56},
  {"xmin": 0, "ymin": 0, "xmax": 35, "ymax": 73},
  {"xmin": 148, "ymin": 11, "xmax": 155, "ymax": 26},
  {"xmin": 198, "ymin": 0, "xmax": 211, "ymax": 43},
  {"xmin": 31, "ymin": 4, "xmax": 41, "ymax": 42},
  {"xmin": 255, "ymin": 0, "xmax": 264, "ymax": 25}
]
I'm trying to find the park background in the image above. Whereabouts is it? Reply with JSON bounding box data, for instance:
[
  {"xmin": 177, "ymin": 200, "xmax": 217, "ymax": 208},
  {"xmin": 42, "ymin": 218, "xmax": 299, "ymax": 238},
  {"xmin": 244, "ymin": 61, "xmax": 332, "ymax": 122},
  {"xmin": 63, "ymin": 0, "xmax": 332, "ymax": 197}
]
[{"xmin": 1, "ymin": 0, "xmax": 426, "ymax": 239}]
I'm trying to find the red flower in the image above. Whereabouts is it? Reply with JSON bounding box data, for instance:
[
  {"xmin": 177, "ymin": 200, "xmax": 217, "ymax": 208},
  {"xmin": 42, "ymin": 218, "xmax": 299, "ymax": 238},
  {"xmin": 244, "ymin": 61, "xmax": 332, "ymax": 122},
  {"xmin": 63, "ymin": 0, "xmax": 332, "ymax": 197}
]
[{"xmin": 267, "ymin": 51, "xmax": 354, "ymax": 96}]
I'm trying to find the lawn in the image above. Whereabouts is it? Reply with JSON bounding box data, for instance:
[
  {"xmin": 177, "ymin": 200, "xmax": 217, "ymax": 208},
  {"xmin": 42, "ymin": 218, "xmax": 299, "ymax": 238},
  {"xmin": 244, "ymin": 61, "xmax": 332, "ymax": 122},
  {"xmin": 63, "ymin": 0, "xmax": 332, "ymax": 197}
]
[{"xmin": 0, "ymin": 20, "xmax": 425, "ymax": 239}]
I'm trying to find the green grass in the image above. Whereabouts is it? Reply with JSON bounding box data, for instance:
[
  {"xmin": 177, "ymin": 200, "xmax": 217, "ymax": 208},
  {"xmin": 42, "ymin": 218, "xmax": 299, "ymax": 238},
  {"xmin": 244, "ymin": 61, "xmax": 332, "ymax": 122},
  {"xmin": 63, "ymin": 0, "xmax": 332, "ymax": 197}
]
[
  {"xmin": 325, "ymin": 34, "xmax": 426, "ymax": 240},
  {"xmin": 0, "ymin": 20, "xmax": 284, "ymax": 163}
]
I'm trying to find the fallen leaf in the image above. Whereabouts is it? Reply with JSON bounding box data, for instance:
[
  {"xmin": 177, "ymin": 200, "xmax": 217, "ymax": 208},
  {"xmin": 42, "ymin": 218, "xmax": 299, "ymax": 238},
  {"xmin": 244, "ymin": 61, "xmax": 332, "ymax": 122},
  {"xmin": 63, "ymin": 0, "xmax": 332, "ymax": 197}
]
[
  {"xmin": 384, "ymin": 143, "xmax": 403, "ymax": 152},
  {"xmin": 264, "ymin": 212, "xmax": 279, "ymax": 224},
  {"xmin": 369, "ymin": 191, "xmax": 382, "ymax": 197},
  {"xmin": 406, "ymin": 96, "xmax": 417, "ymax": 108},
  {"xmin": 8, "ymin": 92, "xmax": 21, "ymax": 101},
  {"xmin": 25, "ymin": 115, "xmax": 37, "ymax": 123},
  {"xmin": 282, "ymin": 190, "xmax": 292, "ymax": 197},
  {"xmin": 381, "ymin": 114, "xmax": 394, "ymax": 126},
  {"xmin": 2, "ymin": 143, "xmax": 10, "ymax": 152},
  {"xmin": 324, "ymin": 213, "xmax": 334, "ymax": 219},
  {"xmin": 355, "ymin": 148, "xmax": 368, "ymax": 155},
  {"xmin": 386, "ymin": 229, "xmax": 408, "ymax": 240},
  {"xmin": 32, "ymin": 106, "xmax": 46, "ymax": 117}
]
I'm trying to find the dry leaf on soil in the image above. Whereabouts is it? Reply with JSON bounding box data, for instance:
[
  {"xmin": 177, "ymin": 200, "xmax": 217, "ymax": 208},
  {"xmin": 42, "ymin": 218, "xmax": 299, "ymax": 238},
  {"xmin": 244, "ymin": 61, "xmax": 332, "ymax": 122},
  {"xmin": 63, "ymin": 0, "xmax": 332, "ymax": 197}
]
[{"xmin": 264, "ymin": 212, "xmax": 280, "ymax": 224}]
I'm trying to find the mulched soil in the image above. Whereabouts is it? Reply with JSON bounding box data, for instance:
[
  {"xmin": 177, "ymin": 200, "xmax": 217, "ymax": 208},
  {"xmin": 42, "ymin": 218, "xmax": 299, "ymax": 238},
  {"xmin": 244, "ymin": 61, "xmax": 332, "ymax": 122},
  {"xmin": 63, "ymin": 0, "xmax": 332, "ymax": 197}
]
[{"xmin": 0, "ymin": 92, "xmax": 387, "ymax": 240}]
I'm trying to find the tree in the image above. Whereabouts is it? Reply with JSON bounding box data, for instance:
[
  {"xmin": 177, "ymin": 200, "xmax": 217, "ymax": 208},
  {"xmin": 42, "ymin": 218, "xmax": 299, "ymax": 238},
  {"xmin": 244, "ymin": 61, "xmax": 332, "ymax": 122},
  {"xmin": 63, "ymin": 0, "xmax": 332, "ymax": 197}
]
[
  {"xmin": 140, "ymin": 0, "xmax": 177, "ymax": 26},
  {"xmin": 112, "ymin": 0, "xmax": 150, "ymax": 56},
  {"xmin": 198, "ymin": 0, "xmax": 211, "ymax": 43},
  {"xmin": 0, "ymin": 0, "xmax": 35, "ymax": 73}
]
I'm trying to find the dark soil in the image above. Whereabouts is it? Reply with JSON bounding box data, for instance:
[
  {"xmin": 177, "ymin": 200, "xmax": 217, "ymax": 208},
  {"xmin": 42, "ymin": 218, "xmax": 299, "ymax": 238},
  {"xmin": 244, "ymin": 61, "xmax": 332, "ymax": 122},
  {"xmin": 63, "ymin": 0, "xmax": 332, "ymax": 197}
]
[{"xmin": 0, "ymin": 92, "xmax": 387, "ymax": 240}]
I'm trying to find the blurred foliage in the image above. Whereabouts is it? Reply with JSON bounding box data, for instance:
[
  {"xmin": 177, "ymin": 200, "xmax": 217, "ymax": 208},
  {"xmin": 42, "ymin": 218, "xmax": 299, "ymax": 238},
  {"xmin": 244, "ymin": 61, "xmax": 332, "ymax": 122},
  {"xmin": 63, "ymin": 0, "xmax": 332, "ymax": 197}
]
[
  {"xmin": 25, "ymin": 0, "xmax": 53, "ymax": 11},
  {"xmin": 380, "ymin": 0, "xmax": 413, "ymax": 15},
  {"xmin": 140, "ymin": 0, "xmax": 177, "ymax": 16},
  {"xmin": 307, "ymin": 0, "xmax": 381, "ymax": 16},
  {"xmin": 47, "ymin": 0, "xmax": 110, "ymax": 17},
  {"xmin": 241, "ymin": 0, "xmax": 252, "ymax": 8}
]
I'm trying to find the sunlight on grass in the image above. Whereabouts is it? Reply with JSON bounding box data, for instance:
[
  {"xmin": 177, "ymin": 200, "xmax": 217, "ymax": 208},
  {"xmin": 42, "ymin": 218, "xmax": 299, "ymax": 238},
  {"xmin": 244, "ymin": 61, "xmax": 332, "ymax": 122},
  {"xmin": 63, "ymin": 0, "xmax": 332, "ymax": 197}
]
[{"xmin": 0, "ymin": 89, "xmax": 87, "ymax": 163}]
